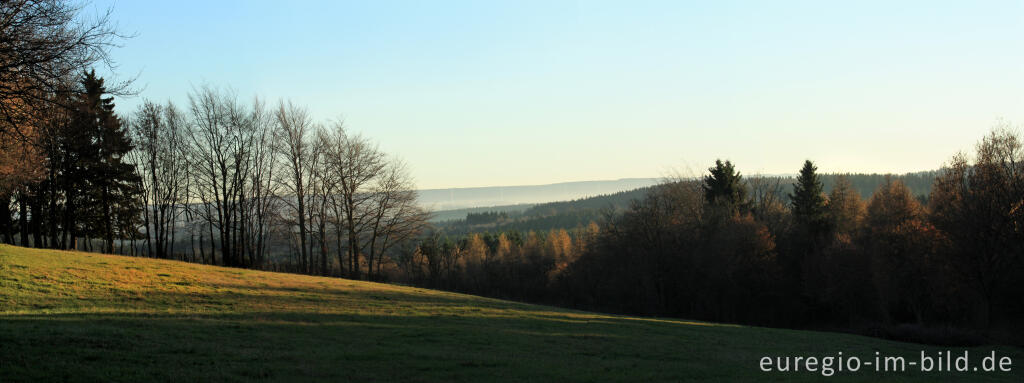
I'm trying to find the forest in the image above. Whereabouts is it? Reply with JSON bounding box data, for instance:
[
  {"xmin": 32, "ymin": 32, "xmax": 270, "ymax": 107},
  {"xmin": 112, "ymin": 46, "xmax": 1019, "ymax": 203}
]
[
  {"xmin": 2, "ymin": 0, "xmax": 1022, "ymax": 348},
  {"xmin": 400, "ymin": 140, "xmax": 1023, "ymax": 345}
]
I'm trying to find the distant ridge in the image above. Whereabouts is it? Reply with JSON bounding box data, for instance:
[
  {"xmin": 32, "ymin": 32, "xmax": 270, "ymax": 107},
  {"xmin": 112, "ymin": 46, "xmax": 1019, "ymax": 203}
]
[
  {"xmin": 416, "ymin": 178, "xmax": 661, "ymax": 210},
  {"xmin": 421, "ymin": 170, "xmax": 940, "ymax": 220}
]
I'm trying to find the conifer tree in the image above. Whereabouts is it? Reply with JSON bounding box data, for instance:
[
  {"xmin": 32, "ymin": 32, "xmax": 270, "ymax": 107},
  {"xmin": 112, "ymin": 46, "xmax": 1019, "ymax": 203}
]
[
  {"xmin": 702, "ymin": 159, "xmax": 747, "ymax": 213},
  {"xmin": 71, "ymin": 70, "xmax": 141, "ymax": 253},
  {"xmin": 789, "ymin": 160, "xmax": 828, "ymax": 229}
]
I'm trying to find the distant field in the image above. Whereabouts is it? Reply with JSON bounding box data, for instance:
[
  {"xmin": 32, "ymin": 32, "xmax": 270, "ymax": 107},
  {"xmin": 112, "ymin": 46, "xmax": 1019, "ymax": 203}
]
[
  {"xmin": 0, "ymin": 244, "xmax": 1020, "ymax": 382},
  {"xmin": 429, "ymin": 203, "xmax": 536, "ymax": 222}
]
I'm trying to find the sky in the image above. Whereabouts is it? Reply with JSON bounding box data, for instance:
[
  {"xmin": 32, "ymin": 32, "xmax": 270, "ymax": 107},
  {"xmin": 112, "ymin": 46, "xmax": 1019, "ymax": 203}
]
[{"xmin": 91, "ymin": 0, "xmax": 1024, "ymax": 189}]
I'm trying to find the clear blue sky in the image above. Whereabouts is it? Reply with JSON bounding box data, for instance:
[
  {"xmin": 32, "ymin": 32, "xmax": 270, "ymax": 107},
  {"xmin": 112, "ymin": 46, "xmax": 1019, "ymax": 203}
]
[{"xmin": 93, "ymin": 0, "xmax": 1024, "ymax": 189}]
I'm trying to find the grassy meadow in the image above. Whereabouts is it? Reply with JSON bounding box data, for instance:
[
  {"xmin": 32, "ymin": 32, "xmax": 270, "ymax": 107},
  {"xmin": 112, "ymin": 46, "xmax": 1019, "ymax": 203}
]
[{"xmin": 0, "ymin": 243, "xmax": 1020, "ymax": 382}]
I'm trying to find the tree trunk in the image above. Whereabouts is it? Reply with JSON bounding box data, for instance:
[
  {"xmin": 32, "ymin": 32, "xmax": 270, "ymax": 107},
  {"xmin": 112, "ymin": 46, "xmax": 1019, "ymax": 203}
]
[
  {"xmin": 199, "ymin": 233, "xmax": 207, "ymax": 264},
  {"xmin": 334, "ymin": 223, "xmax": 346, "ymax": 277},
  {"xmin": 207, "ymin": 221, "xmax": 217, "ymax": 265},
  {"xmin": 18, "ymin": 193, "xmax": 28, "ymax": 247},
  {"xmin": 0, "ymin": 193, "xmax": 12, "ymax": 244},
  {"xmin": 47, "ymin": 182, "xmax": 58, "ymax": 249},
  {"xmin": 102, "ymin": 185, "xmax": 113, "ymax": 253},
  {"xmin": 29, "ymin": 193, "xmax": 41, "ymax": 248},
  {"xmin": 319, "ymin": 225, "xmax": 328, "ymax": 276},
  {"xmin": 169, "ymin": 205, "xmax": 176, "ymax": 260},
  {"xmin": 297, "ymin": 192, "xmax": 308, "ymax": 274}
]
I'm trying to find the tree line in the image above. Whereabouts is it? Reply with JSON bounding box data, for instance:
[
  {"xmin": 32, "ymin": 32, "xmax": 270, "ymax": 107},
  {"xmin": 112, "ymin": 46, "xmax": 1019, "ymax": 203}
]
[
  {"xmin": 437, "ymin": 172, "xmax": 936, "ymax": 238},
  {"xmin": 392, "ymin": 129, "xmax": 1022, "ymax": 345},
  {"xmin": 388, "ymin": 225, "xmax": 598, "ymax": 303},
  {"xmin": 1, "ymin": 81, "xmax": 430, "ymax": 279},
  {"xmin": 0, "ymin": 1, "xmax": 428, "ymax": 280}
]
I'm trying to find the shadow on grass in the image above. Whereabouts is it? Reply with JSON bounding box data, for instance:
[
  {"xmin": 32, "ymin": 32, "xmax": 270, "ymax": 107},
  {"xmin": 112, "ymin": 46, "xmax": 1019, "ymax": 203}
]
[
  {"xmin": 2, "ymin": 309, "xmax": 1023, "ymax": 383},
  {"xmin": 0, "ymin": 310, "xmax": 724, "ymax": 383}
]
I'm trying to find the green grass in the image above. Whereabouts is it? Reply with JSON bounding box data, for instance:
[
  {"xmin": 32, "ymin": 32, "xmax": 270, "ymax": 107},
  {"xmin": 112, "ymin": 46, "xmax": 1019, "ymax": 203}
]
[{"xmin": 0, "ymin": 244, "xmax": 1020, "ymax": 382}]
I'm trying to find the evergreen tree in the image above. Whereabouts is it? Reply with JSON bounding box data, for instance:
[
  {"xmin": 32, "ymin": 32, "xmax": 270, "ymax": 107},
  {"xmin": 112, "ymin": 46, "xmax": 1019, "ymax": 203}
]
[
  {"xmin": 785, "ymin": 160, "xmax": 831, "ymax": 312},
  {"xmin": 789, "ymin": 160, "xmax": 828, "ymax": 229},
  {"xmin": 702, "ymin": 159, "xmax": 747, "ymax": 213},
  {"xmin": 53, "ymin": 82, "xmax": 95, "ymax": 249},
  {"xmin": 71, "ymin": 70, "xmax": 141, "ymax": 253}
]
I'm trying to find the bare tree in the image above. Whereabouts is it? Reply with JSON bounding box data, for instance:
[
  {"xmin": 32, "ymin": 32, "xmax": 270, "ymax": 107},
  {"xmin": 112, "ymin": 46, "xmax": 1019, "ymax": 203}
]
[
  {"xmin": 273, "ymin": 101, "xmax": 314, "ymax": 273},
  {"xmin": 185, "ymin": 86, "xmax": 252, "ymax": 266},
  {"xmin": 322, "ymin": 128, "xmax": 348, "ymax": 276},
  {"xmin": 242, "ymin": 98, "xmax": 279, "ymax": 268},
  {"xmin": 364, "ymin": 159, "xmax": 428, "ymax": 280},
  {"xmin": 305, "ymin": 131, "xmax": 331, "ymax": 275},
  {"xmin": 321, "ymin": 124, "xmax": 385, "ymax": 279},
  {"xmin": 127, "ymin": 100, "xmax": 188, "ymax": 258}
]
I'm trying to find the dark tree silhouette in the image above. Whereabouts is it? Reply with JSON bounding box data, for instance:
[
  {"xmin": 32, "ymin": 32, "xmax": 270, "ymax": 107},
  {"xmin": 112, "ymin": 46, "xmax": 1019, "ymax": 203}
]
[
  {"xmin": 702, "ymin": 159, "xmax": 747, "ymax": 213},
  {"xmin": 930, "ymin": 127, "xmax": 1024, "ymax": 328},
  {"xmin": 790, "ymin": 160, "xmax": 828, "ymax": 229},
  {"xmin": 73, "ymin": 70, "xmax": 139, "ymax": 253}
]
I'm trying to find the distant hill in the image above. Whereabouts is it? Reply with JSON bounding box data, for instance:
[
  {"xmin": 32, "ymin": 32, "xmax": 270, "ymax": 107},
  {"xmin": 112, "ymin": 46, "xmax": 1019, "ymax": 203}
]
[
  {"xmin": 432, "ymin": 171, "xmax": 941, "ymax": 235},
  {"xmin": 417, "ymin": 178, "xmax": 661, "ymax": 211},
  {"xmin": 434, "ymin": 187, "xmax": 653, "ymax": 235}
]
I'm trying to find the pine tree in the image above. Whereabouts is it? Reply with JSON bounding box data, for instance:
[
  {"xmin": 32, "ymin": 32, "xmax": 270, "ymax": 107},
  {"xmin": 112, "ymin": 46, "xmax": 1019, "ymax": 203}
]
[
  {"xmin": 789, "ymin": 160, "xmax": 828, "ymax": 229},
  {"xmin": 72, "ymin": 70, "xmax": 141, "ymax": 253},
  {"xmin": 702, "ymin": 159, "xmax": 747, "ymax": 213}
]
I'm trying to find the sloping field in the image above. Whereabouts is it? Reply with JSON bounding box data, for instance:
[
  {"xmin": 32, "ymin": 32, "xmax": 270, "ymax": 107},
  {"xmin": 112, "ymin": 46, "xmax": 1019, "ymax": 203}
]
[{"xmin": 0, "ymin": 244, "xmax": 1020, "ymax": 382}]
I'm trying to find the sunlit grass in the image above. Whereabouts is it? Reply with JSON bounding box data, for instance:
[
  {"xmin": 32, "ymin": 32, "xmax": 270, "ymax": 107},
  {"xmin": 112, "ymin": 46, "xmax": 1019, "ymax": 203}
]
[{"xmin": 0, "ymin": 244, "xmax": 1020, "ymax": 382}]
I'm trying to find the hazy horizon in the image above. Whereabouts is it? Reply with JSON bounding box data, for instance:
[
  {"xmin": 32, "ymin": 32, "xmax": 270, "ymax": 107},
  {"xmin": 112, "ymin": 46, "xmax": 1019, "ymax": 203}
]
[{"xmin": 93, "ymin": 0, "xmax": 1024, "ymax": 189}]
